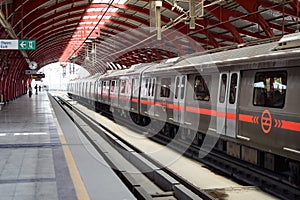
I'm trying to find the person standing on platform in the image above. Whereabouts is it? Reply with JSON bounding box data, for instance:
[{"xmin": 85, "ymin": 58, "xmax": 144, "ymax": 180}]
[
  {"xmin": 28, "ymin": 85, "xmax": 32, "ymax": 98},
  {"xmin": 34, "ymin": 84, "xmax": 38, "ymax": 95}
]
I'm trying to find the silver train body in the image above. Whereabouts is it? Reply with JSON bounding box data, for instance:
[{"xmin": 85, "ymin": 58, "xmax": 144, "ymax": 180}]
[{"xmin": 68, "ymin": 38, "xmax": 300, "ymax": 186}]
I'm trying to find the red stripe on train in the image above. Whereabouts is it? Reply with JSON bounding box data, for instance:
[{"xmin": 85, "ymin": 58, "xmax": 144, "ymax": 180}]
[
  {"xmin": 239, "ymin": 114, "xmax": 254, "ymax": 123},
  {"xmin": 107, "ymin": 96, "xmax": 300, "ymax": 132},
  {"xmin": 185, "ymin": 106, "xmax": 236, "ymax": 120},
  {"xmin": 185, "ymin": 106, "xmax": 217, "ymax": 116},
  {"xmin": 167, "ymin": 104, "xmax": 184, "ymax": 111},
  {"xmin": 132, "ymin": 98, "xmax": 138, "ymax": 103},
  {"xmin": 281, "ymin": 120, "xmax": 300, "ymax": 132},
  {"xmin": 140, "ymin": 99, "xmax": 155, "ymax": 105},
  {"xmin": 227, "ymin": 113, "xmax": 237, "ymax": 120}
]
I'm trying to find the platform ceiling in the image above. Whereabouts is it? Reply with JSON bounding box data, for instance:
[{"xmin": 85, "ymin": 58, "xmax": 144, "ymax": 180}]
[{"xmin": 0, "ymin": 0, "xmax": 300, "ymax": 76}]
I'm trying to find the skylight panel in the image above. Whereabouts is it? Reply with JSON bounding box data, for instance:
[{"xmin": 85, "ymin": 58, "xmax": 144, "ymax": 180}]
[
  {"xmin": 92, "ymin": 0, "xmax": 127, "ymax": 4},
  {"xmin": 92, "ymin": 0, "xmax": 111, "ymax": 3},
  {"xmin": 116, "ymin": 0, "xmax": 127, "ymax": 4},
  {"xmin": 102, "ymin": 16, "xmax": 111, "ymax": 19},
  {"xmin": 87, "ymin": 8, "xmax": 96, "ymax": 12},
  {"xmin": 83, "ymin": 16, "xmax": 98, "ymax": 19},
  {"xmin": 107, "ymin": 8, "xmax": 118, "ymax": 12}
]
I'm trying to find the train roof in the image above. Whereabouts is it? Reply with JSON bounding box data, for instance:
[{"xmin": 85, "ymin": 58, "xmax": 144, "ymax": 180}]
[
  {"xmin": 101, "ymin": 62, "xmax": 155, "ymax": 79},
  {"xmin": 70, "ymin": 33, "xmax": 300, "ymax": 80},
  {"xmin": 143, "ymin": 39, "xmax": 300, "ymax": 74}
]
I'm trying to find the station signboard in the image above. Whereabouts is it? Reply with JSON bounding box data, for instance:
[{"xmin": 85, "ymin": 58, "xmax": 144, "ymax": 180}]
[{"xmin": 0, "ymin": 39, "xmax": 36, "ymax": 50}]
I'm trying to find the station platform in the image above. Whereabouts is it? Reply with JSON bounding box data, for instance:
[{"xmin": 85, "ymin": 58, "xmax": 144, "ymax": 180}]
[{"xmin": 0, "ymin": 91, "xmax": 136, "ymax": 200}]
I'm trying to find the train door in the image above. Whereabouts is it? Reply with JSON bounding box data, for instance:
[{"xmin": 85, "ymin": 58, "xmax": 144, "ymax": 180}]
[
  {"xmin": 217, "ymin": 71, "xmax": 240, "ymax": 137},
  {"xmin": 173, "ymin": 75, "xmax": 186, "ymax": 124},
  {"xmin": 147, "ymin": 78, "xmax": 156, "ymax": 116},
  {"xmin": 141, "ymin": 77, "xmax": 156, "ymax": 116},
  {"xmin": 130, "ymin": 78, "xmax": 139, "ymax": 113},
  {"xmin": 97, "ymin": 80, "xmax": 102, "ymax": 101}
]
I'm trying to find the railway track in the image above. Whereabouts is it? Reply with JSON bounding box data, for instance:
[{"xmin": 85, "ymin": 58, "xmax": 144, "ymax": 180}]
[
  {"xmin": 52, "ymin": 92, "xmax": 299, "ymax": 199},
  {"xmin": 53, "ymin": 94, "xmax": 213, "ymax": 200}
]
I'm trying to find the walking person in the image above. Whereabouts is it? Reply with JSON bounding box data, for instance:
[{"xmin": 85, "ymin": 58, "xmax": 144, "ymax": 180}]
[
  {"xmin": 28, "ymin": 85, "xmax": 32, "ymax": 98},
  {"xmin": 34, "ymin": 84, "xmax": 38, "ymax": 95}
]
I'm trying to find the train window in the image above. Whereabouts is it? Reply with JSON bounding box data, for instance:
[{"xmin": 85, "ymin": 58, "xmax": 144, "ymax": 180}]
[
  {"xmin": 175, "ymin": 77, "xmax": 179, "ymax": 99},
  {"xmin": 180, "ymin": 76, "xmax": 186, "ymax": 99},
  {"xmin": 110, "ymin": 80, "xmax": 116, "ymax": 93},
  {"xmin": 253, "ymin": 71, "xmax": 287, "ymax": 108},
  {"xmin": 83, "ymin": 82, "xmax": 85, "ymax": 96},
  {"xmin": 143, "ymin": 78, "xmax": 155, "ymax": 97},
  {"xmin": 151, "ymin": 78, "xmax": 156, "ymax": 97},
  {"xmin": 120, "ymin": 80, "xmax": 126, "ymax": 94},
  {"xmin": 90, "ymin": 82, "xmax": 93, "ymax": 98},
  {"xmin": 160, "ymin": 78, "xmax": 171, "ymax": 98},
  {"xmin": 144, "ymin": 79, "xmax": 148, "ymax": 96},
  {"xmin": 87, "ymin": 82, "xmax": 90, "ymax": 97},
  {"xmin": 229, "ymin": 73, "xmax": 238, "ymax": 104},
  {"xmin": 98, "ymin": 81, "xmax": 102, "ymax": 95},
  {"xmin": 103, "ymin": 81, "xmax": 107, "ymax": 93},
  {"xmin": 125, "ymin": 79, "xmax": 132, "ymax": 95},
  {"xmin": 219, "ymin": 74, "xmax": 227, "ymax": 103},
  {"xmin": 194, "ymin": 76, "xmax": 210, "ymax": 101},
  {"xmin": 132, "ymin": 79, "xmax": 139, "ymax": 97},
  {"xmin": 88, "ymin": 82, "xmax": 90, "ymax": 97},
  {"xmin": 86, "ymin": 83, "xmax": 89, "ymax": 97},
  {"xmin": 148, "ymin": 79, "xmax": 152, "ymax": 96},
  {"xmin": 106, "ymin": 81, "xmax": 110, "ymax": 93},
  {"xmin": 83, "ymin": 82, "xmax": 86, "ymax": 96},
  {"xmin": 82, "ymin": 83, "xmax": 84, "ymax": 96}
]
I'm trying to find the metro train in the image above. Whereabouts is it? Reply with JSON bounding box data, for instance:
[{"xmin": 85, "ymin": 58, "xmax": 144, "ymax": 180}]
[{"xmin": 67, "ymin": 33, "xmax": 300, "ymax": 186}]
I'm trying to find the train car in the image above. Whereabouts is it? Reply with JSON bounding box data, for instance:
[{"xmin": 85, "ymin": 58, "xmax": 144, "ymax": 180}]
[
  {"xmin": 67, "ymin": 78, "xmax": 79, "ymax": 98},
  {"xmin": 101, "ymin": 70, "xmax": 121, "ymax": 112},
  {"xmin": 68, "ymin": 33, "xmax": 300, "ymax": 186},
  {"xmin": 86, "ymin": 74, "xmax": 100, "ymax": 108},
  {"xmin": 140, "ymin": 57, "xmax": 219, "ymax": 140},
  {"xmin": 116, "ymin": 63, "xmax": 152, "ymax": 121},
  {"xmin": 96, "ymin": 63, "xmax": 152, "ymax": 116},
  {"xmin": 68, "ymin": 74, "xmax": 100, "ymax": 110}
]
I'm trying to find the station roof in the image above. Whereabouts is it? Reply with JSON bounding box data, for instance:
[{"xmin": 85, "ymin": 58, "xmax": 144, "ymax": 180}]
[{"xmin": 0, "ymin": 0, "xmax": 299, "ymax": 75}]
